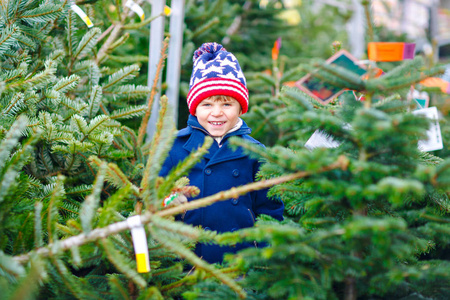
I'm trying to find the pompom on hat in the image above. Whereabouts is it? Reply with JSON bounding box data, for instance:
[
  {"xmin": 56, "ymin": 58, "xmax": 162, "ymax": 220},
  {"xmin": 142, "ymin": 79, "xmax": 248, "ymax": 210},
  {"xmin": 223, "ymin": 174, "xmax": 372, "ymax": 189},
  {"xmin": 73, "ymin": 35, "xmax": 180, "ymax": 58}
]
[{"xmin": 187, "ymin": 42, "xmax": 249, "ymax": 115}]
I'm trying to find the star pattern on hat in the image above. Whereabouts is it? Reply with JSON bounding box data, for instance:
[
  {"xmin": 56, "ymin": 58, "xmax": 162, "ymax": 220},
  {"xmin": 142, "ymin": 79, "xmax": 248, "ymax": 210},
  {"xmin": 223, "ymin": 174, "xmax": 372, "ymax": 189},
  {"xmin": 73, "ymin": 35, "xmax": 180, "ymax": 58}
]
[
  {"xmin": 189, "ymin": 44, "xmax": 246, "ymax": 88},
  {"xmin": 200, "ymin": 65, "xmax": 224, "ymax": 77},
  {"xmin": 188, "ymin": 42, "xmax": 249, "ymax": 115},
  {"xmin": 217, "ymin": 72, "xmax": 239, "ymax": 80},
  {"xmin": 216, "ymin": 57, "xmax": 237, "ymax": 69},
  {"xmin": 236, "ymin": 69, "xmax": 246, "ymax": 84}
]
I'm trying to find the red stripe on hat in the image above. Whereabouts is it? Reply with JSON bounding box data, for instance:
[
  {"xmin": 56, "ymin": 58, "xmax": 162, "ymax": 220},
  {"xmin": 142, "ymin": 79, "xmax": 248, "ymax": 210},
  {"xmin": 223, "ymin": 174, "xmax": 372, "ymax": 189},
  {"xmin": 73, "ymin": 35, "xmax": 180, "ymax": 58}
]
[{"xmin": 187, "ymin": 78, "xmax": 249, "ymax": 115}]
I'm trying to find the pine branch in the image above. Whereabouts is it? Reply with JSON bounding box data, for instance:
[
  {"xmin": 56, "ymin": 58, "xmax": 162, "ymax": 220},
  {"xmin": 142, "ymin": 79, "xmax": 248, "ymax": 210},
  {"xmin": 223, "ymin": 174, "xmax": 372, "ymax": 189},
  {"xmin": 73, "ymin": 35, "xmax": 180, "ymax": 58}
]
[
  {"xmin": 6, "ymin": 256, "xmax": 46, "ymax": 300},
  {"xmin": 0, "ymin": 115, "xmax": 28, "ymax": 174},
  {"xmin": 151, "ymin": 228, "xmax": 247, "ymax": 299},
  {"xmin": 186, "ymin": 16, "xmax": 220, "ymax": 40},
  {"xmin": 140, "ymin": 95, "xmax": 176, "ymax": 207},
  {"xmin": 34, "ymin": 202, "xmax": 43, "ymax": 248},
  {"xmin": 102, "ymin": 84, "xmax": 150, "ymax": 100},
  {"xmin": 46, "ymin": 175, "xmax": 65, "ymax": 244},
  {"xmin": 109, "ymin": 105, "xmax": 147, "ymax": 120},
  {"xmin": 53, "ymin": 74, "xmax": 80, "ymax": 93},
  {"xmin": 96, "ymin": 23, "xmax": 122, "ymax": 63},
  {"xmin": 100, "ymin": 238, "xmax": 147, "ymax": 289},
  {"xmin": 18, "ymin": 3, "xmax": 63, "ymax": 23},
  {"xmin": 151, "ymin": 214, "xmax": 215, "ymax": 242},
  {"xmin": 137, "ymin": 38, "xmax": 169, "ymax": 147},
  {"xmin": 86, "ymin": 85, "xmax": 102, "ymax": 119},
  {"xmin": 102, "ymin": 64, "xmax": 139, "ymax": 90},
  {"xmin": 123, "ymin": 12, "xmax": 165, "ymax": 30},
  {"xmin": 70, "ymin": 27, "xmax": 101, "ymax": 69},
  {"xmin": 88, "ymin": 156, "xmax": 140, "ymax": 197},
  {"xmin": 80, "ymin": 162, "xmax": 106, "ymax": 233},
  {"xmin": 159, "ymin": 156, "xmax": 349, "ymax": 218},
  {"xmin": 157, "ymin": 137, "xmax": 212, "ymax": 199},
  {"xmin": 13, "ymin": 156, "xmax": 347, "ymax": 264},
  {"xmin": 6, "ymin": 59, "xmax": 57, "ymax": 91},
  {"xmin": 0, "ymin": 24, "xmax": 20, "ymax": 57},
  {"xmin": 222, "ymin": 1, "xmax": 251, "ymax": 45}
]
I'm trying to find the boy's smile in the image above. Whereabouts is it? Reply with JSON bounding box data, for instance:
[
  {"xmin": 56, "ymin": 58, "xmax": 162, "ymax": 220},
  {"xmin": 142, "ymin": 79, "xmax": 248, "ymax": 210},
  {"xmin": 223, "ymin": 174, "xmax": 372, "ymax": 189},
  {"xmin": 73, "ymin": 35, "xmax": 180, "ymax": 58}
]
[{"xmin": 195, "ymin": 97, "xmax": 242, "ymax": 137}]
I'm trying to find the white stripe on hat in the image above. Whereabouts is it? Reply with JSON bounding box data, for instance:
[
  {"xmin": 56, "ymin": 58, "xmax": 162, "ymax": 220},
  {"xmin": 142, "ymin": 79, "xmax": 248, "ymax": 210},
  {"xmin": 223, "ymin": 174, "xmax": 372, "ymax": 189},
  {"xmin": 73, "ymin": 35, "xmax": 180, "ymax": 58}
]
[
  {"xmin": 187, "ymin": 79, "xmax": 248, "ymax": 105},
  {"xmin": 187, "ymin": 84, "xmax": 248, "ymax": 107}
]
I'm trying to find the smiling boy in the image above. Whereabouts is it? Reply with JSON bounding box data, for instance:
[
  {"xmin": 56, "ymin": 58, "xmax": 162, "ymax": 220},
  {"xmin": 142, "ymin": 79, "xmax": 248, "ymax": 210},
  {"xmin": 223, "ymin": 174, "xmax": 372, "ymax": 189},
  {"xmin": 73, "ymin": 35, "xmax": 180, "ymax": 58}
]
[{"xmin": 160, "ymin": 42, "xmax": 284, "ymax": 264}]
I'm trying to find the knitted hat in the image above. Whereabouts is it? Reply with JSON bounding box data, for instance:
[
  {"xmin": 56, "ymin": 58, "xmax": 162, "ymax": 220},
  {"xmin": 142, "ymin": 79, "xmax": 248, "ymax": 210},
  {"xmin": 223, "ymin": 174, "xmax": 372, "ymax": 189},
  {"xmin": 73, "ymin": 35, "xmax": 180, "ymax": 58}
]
[{"xmin": 187, "ymin": 42, "xmax": 249, "ymax": 115}]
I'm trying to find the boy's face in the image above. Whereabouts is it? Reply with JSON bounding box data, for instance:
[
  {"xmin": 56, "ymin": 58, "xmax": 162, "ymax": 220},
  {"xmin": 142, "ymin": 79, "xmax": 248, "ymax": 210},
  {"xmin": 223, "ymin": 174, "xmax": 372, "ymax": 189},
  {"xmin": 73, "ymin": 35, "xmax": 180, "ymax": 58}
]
[{"xmin": 195, "ymin": 97, "xmax": 242, "ymax": 137}]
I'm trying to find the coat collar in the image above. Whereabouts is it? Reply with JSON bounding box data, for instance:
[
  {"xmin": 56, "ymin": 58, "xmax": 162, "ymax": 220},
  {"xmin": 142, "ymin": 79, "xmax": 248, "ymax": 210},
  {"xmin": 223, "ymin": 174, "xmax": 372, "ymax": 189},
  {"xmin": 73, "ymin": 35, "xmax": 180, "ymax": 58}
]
[{"xmin": 180, "ymin": 115, "xmax": 252, "ymax": 163}]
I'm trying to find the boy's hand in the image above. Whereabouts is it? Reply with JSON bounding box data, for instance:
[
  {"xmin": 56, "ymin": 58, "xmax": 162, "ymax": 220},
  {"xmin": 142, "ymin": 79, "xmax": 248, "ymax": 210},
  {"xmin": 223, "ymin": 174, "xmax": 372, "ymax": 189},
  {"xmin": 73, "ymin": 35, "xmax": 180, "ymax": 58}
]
[{"xmin": 163, "ymin": 193, "xmax": 188, "ymax": 207}]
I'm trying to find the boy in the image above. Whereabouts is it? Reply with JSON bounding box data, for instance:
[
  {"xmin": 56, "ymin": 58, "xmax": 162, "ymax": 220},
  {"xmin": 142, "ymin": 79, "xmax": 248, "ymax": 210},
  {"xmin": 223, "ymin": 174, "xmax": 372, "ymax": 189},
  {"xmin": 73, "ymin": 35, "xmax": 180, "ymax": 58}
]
[{"xmin": 160, "ymin": 42, "xmax": 284, "ymax": 264}]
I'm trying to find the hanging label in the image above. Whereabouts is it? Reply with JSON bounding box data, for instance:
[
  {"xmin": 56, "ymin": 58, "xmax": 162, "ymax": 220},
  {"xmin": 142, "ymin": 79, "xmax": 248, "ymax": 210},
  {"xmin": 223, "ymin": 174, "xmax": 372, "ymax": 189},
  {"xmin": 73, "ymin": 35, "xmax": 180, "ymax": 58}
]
[
  {"xmin": 127, "ymin": 215, "xmax": 151, "ymax": 273},
  {"xmin": 125, "ymin": 0, "xmax": 145, "ymax": 21},
  {"xmin": 272, "ymin": 37, "xmax": 281, "ymax": 60},
  {"xmin": 368, "ymin": 42, "xmax": 415, "ymax": 61},
  {"xmin": 420, "ymin": 77, "xmax": 450, "ymax": 94},
  {"xmin": 164, "ymin": 5, "xmax": 172, "ymax": 16},
  {"xmin": 412, "ymin": 107, "xmax": 444, "ymax": 152},
  {"xmin": 163, "ymin": 193, "xmax": 178, "ymax": 207},
  {"xmin": 304, "ymin": 129, "xmax": 342, "ymax": 150},
  {"xmin": 408, "ymin": 89, "xmax": 429, "ymax": 110},
  {"xmin": 71, "ymin": 4, "xmax": 94, "ymax": 28}
]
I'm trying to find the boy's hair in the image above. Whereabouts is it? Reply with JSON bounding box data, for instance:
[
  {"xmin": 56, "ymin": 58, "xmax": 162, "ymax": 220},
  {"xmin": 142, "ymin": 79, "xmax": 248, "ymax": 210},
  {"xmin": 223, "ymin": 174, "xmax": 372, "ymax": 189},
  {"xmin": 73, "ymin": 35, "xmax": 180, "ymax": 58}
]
[
  {"xmin": 187, "ymin": 42, "xmax": 249, "ymax": 116},
  {"xmin": 205, "ymin": 95, "xmax": 242, "ymax": 112},
  {"xmin": 207, "ymin": 95, "xmax": 236, "ymax": 102}
]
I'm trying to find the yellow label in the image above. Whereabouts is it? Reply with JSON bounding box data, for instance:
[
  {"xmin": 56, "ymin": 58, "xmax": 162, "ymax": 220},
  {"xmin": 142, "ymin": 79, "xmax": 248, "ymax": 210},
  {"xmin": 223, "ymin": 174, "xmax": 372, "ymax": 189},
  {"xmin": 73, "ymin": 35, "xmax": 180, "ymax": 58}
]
[
  {"xmin": 136, "ymin": 253, "xmax": 150, "ymax": 273},
  {"xmin": 83, "ymin": 16, "xmax": 93, "ymax": 28},
  {"xmin": 164, "ymin": 6, "xmax": 172, "ymax": 16}
]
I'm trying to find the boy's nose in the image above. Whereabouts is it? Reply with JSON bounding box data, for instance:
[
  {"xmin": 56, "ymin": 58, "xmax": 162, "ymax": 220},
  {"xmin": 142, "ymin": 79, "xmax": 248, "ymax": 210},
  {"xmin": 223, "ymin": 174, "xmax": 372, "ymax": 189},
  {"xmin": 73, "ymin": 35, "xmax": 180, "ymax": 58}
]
[{"xmin": 212, "ymin": 106, "xmax": 223, "ymax": 115}]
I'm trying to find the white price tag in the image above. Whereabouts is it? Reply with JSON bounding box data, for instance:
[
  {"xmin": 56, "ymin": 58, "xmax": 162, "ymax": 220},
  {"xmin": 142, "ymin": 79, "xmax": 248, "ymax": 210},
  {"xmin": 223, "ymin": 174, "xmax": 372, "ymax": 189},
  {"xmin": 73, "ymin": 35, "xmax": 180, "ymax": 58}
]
[
  {"xmin": 413, "ymin": 106, "xmax": 444, "ymax": 152},
  {"xmin": 127, "ymin": 215, "xmax": 150, "ymax": 273},
  {"xmin": 71, "ymin": 4, "xmax": 94, "ymax": 28},
  {"xmin": 126, "ymin": 0, "xmax": 145, "ymax": 21}
]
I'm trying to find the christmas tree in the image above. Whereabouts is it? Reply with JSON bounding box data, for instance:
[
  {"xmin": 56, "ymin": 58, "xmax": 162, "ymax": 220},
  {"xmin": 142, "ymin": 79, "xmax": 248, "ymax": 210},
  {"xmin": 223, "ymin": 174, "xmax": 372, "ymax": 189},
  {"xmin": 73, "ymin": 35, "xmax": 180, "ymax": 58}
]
[
  {"xmin": 186, "ymin": 47, "xmax": 450, "ymax": 299},
  {"xmin": 0, "ymin": 1, "xmax": 250, "ymax": 299},
  {"xmin": 1, "ymin": 1, "xmax": 449, "ymax": 299}
]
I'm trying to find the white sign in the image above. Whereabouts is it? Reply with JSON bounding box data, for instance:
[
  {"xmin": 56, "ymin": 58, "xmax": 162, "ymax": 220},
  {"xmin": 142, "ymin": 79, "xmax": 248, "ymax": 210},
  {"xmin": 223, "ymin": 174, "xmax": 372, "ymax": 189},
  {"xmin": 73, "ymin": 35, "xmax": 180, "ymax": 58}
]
[{"xmin": 412, "ymin": 106, "xmax": 444, "ymax": 152}]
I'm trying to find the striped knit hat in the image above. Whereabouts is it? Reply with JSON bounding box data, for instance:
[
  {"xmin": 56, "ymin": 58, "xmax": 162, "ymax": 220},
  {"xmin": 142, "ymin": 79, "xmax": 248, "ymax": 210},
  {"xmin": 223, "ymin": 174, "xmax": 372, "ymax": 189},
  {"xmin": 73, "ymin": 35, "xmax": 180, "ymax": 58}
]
[{"xmin": 187, "ymin": 42, "xmax": 249, "ymax": 115}]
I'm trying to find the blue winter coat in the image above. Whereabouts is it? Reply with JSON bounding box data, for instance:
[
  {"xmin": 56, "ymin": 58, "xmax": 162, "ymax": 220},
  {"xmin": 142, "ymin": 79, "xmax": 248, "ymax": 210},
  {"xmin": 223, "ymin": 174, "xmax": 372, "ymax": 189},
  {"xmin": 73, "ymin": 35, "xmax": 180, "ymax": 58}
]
[{"xmin": 160, "ymin": 115, "xmax": 284, "ymax": 263}]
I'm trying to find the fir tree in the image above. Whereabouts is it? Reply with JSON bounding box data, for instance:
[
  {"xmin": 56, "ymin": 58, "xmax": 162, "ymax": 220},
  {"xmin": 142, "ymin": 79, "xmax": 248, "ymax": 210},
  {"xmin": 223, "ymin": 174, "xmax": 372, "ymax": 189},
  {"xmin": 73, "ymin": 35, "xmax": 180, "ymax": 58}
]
[
  {"xmin": 0, "ymin": 1, "xmax": 251, "ymax": 299},
  {"xmin": 190, "ymin": 53, "xmax": 450, "ymax": 299}
]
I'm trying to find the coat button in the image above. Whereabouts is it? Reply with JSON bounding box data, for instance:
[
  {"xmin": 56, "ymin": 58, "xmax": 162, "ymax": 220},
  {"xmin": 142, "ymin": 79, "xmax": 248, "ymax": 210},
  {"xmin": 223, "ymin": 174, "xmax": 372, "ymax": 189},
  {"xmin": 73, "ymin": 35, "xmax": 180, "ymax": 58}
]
[
  {"xmin": 231, "ymin": 198, "xmax": 239, "ymax": 205},
  {"xmin": 204, "ymin": 168, "xmax": 212, "ymax": 175},
  {"xmin": 232, "ymin": 169, "xmax": 239, "ymax": 177}
]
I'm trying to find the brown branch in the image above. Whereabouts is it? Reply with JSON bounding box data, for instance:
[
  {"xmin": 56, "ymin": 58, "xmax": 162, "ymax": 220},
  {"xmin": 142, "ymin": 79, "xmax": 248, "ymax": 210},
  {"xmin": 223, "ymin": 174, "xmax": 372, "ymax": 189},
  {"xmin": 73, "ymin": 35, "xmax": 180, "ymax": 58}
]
[
  {"xmin": 158, "ymin": 156, "xmax": 348, "ymax": 218},
  {"xmin": 137, "ymin": 38, "xmax": 169, "ymax": 146},
  {"xmin": 13, "ymin": 156, "xmax": 348, "ymax": 264},
  {"xmin": 221, "ymin": 1, "xmax": 252, "ymax": 45},
  {"xmin": 96, "ymin": 22, "xmax": 123, "ymax": 64}
]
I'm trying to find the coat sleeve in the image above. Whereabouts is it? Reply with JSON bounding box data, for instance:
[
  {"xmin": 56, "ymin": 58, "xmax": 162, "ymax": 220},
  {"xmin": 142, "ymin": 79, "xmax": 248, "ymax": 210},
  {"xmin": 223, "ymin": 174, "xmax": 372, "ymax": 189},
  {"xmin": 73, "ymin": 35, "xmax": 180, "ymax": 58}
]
[{"xmin": 252, "ymin": 161, "xmax": 284, "ymax": 221}]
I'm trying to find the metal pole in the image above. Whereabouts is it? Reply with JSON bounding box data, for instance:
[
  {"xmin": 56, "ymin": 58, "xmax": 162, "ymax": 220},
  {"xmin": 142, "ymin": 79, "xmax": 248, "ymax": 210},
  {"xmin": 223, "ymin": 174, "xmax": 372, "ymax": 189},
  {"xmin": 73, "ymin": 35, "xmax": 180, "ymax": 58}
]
[
  {"xmin": 166, "ymin": 0, "xmax": 185, "ymax": 127},
  {"xmin": 146, "ymin": 0, "xmax": 166, "ymax": 140},
  {"xmin": 347, "ymin": 0, "xmax": 365, "ymax": 59},
  {"xmin": 429, "ymin": 0, "xmax": 440, "ymax": 63}
]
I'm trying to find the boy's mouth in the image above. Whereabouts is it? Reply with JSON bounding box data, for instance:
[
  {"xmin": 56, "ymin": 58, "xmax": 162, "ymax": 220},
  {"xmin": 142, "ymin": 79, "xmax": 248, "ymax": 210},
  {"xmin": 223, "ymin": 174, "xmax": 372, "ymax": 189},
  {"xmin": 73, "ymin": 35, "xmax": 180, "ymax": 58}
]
[{"xmin": 209, "ymin": 121, "xmax": 226, "ymax": 126}]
